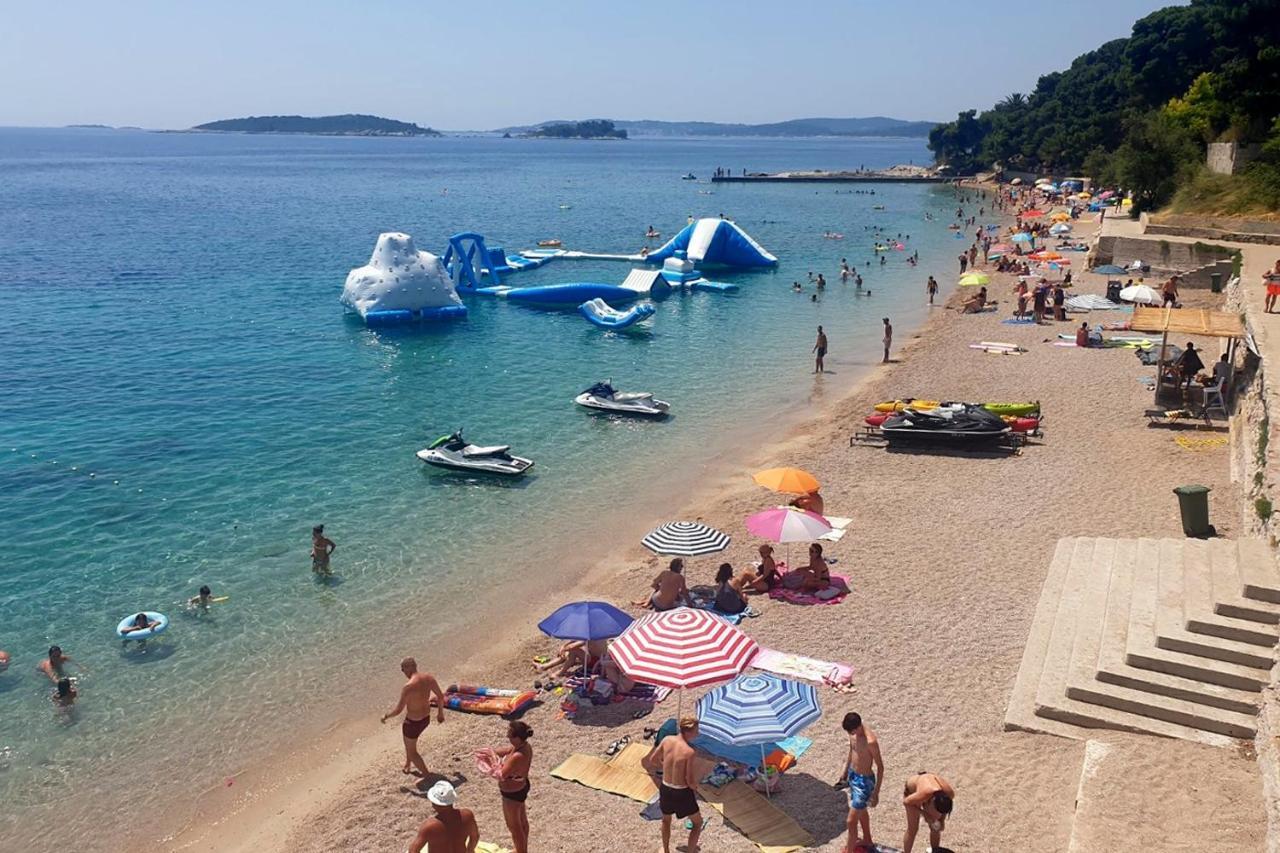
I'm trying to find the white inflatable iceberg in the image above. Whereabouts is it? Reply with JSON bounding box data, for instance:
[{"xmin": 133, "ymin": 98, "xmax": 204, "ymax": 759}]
[
  {"xmin": 646, "ymin": 218, "xmax": 777, "ymax": 268},
  {"xmin": 342, "ymin": 232, "xmax": 466, "ymax": 325}
]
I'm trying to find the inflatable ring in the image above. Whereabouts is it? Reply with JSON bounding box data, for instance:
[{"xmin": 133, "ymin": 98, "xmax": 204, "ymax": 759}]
[{"xmin": 116, "ymin": 611, "xmax": 169, "ymax": 640}]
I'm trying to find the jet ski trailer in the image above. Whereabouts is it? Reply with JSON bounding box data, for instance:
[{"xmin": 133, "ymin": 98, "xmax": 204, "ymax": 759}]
[
  {"xmin": 416, "ymin": 430, "xmax": 534, "ymax": 476},
  {"xmin": 878, "ymin": 405, "xmax": 1012, "ymax": 447}
]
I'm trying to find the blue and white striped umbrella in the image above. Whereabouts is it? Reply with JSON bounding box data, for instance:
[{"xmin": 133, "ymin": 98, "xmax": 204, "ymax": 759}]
[
  {"xmin": 695, "ymin": 673, "xmax": 821, "ymax": 746},
  {"xmin": 641, "ymin": 521, "xmax": 730, "ymax": 557}
]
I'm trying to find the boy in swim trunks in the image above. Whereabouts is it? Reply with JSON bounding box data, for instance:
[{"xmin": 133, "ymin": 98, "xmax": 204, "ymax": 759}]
[
  {"xmin": 311, "ymin": 525, "xmax": 335, "ymax": 576},
  {"xmin": 380, "ymin": 657, "xmax": 445, "ymax": 777},
  {"xmin": 813, "ymin": 325, "xmax": 828, "ymax": 373},
  {"xmin": 642, "ymin": 716, "xmax": 702, "ymax": 853},
  {"xmin": 840, "ymin": 711, "xmax": 883, "ymax": 852}
]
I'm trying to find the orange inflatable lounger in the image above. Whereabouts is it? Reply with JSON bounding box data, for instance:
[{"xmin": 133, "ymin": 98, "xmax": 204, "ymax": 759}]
[{"xmin": 436, "ymin": 684, "xmax": 537, "ymax": 717}]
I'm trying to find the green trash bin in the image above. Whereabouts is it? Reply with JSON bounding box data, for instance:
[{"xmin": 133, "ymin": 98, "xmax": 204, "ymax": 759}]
[{"xmin": 1173, "ymin": 485, "xmax": 1212, "ymax": 537}]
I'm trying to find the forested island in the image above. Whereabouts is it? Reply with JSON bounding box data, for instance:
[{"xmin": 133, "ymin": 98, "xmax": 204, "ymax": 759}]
[
  {"xmin": 928, "ymin": 0, "xmax": 1279, "ymax": 216},
  {"xmin": 525, "ymin": 119, "xmax": 627, "ymax": 139},
  {"xmin": 191, "ymin": 114, "xmax": 440, "ymax": 137},
  {"xmin": 499, "ymin": 116, "xmax": 933, "ymax": 138}
]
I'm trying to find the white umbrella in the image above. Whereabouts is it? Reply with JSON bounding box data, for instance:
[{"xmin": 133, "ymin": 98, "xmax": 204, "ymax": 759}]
[
  {"xmin": 1119, "ymin": 284, "xmax": 1161, "ymax": 305},
  {"xmin": 1049, "ymin": 223, "xmax": 1072, "ymax": 235}
]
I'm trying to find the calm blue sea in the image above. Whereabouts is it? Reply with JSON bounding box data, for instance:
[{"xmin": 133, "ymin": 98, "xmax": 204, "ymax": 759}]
[{"xmin": 0, "ymin": 128, "xmax": 959, "ymax": 846}]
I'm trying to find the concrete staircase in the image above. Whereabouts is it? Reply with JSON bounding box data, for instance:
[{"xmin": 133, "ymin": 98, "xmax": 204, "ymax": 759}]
[{"xmin": 1006, "ymin": 537, "xmax": 1280, "ymax": 747}]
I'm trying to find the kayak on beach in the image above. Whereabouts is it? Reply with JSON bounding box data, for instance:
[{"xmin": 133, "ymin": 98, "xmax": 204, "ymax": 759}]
[{"xmin": 873, "ymin": 399, "xmax": 1040, "ymax": 416}]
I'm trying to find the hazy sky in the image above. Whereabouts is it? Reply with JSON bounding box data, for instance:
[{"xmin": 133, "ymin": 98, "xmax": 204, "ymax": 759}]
[{"xmin": 2, "ymin": 0, "xmax": 1175, "ymax": 130}]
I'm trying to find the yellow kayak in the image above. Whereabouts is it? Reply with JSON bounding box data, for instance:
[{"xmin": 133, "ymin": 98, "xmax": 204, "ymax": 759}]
[{"xmin": 873, "ymin": 399, "xmax": 1041, "ymax": 416}]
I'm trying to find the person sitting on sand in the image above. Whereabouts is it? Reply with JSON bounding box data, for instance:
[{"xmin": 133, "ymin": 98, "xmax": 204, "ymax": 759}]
[
  {"xmin": 120, "ymin": 613, "xmax": 161, "ymax": 636},
  {"xmin": 783, "ymin": 543, "xmax": 835, "ymax": 594},
  {"xmin": 533, "ymin": 638, "xmax": 608, "ymax": 677},
  {"xmin": 1076, "ymin": 321, "xmax": 1091, "ymax": 348},
  {"xmin": 632, "ymin": 559, "xmax": 691, "ymax": 611},
  {"xmin": 52, "ymin": 677, "xmax": 77, "ymax": 708},
  {"xmin": 960, "ymin": 286, "xmax": 988, "ymax": 314},
  {"xmin": 790, "ymin": 489, "xmax": 824, "ymax": 515},
  {"xmin": 902, "ymin": 772, "xmax": 955, "ymax": 853},
  {"xmin": 408, "ymin": 781, "xmax": 479, "ymax": 853},
  {"xmin": 599, "ymin": 649, "xmax": 637, "ymax": 694},
  {"xmin": 740, "ymin": 544, "xmax": 781, "ymax": 593},
  {"xmin": 712, "ymin": 563, "xmax": 748, "ymax": 615}
]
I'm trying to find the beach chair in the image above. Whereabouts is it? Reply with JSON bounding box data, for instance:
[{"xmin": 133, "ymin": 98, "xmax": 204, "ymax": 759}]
[{"xmin": 1201, "ymin": 378, "xmax": 1227, "ymax": 418}]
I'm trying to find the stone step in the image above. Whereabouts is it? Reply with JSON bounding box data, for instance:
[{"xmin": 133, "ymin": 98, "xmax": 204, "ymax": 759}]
[
  {"xmin": 1033, "ymin": 539, "xmax": 1237, "ymax": 747},
  {"xmin": 1127, "ymin": 539, "xmax": 1274, "ymax": 691},
  {"xmin": 1181, "ymin": 539, "xmax": 1280, "ymax": 646},
  {"xmin": 1236, "ymin": 538, "xmax": 1280, "ymax": 604},
  {"xmin": 1060, "ymin": 539, "xmax": 1256, "ymax": 739},
  {"xmin": 1095, "ymin": 539, "xmax": 1260, "ymax": 715},
  {"xmin": 1005, "ymin": 539, "xmax": 1088, "ymax": 739},
  {"xmin": 1155, "ymin": 540, "xmax": 1275, "ymax": 667},
  {"xmin": 1210, "ymin": 539, "xmax": 1280, "ymax": 624}
]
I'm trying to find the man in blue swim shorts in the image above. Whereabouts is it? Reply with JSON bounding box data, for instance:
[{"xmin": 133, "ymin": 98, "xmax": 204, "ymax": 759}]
[{"xmin": 840, "ymin": 711, "xmax": 884, "ymax": 852}]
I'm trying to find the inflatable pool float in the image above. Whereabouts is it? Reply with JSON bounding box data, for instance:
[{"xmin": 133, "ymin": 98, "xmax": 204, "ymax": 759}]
[
  {"xmin": 116, "ymin": 611, "xmax": 169, "ymax": 640},
  {"xmin": 579, "ymin": 298, "xmax": 655, "ymax": 329},
  {"xmin": 873, "ymin": 399, "xmax": 1040, "ymax": 417},
  {"xmin": 436, "ymin": 685, "xmax": 536, "ymax": 717},
  {"xmin": 536, "ymin": 239, "xmax": 563, "ymax": 248}
]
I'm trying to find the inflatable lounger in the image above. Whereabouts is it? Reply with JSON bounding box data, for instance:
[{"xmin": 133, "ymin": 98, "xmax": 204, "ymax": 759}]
[
  {"xmin": 579, "ymin": 298, "xmax": 655, "ymax": 329},
  {"xmin": 436, "ymin": 684, "xmax": 537, "ymax": 717}
]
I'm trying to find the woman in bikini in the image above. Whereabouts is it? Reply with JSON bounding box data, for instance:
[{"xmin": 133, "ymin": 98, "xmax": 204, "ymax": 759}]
[
  {"xmin": 740, "ymin": 544, "xmax": 781, "ymax": 593},
  {"xmin": 495, "ymin": 721, "xmax": 533, "ymax": 853}
]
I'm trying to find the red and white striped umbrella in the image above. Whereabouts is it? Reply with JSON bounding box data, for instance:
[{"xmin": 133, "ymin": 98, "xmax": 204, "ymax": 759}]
[{"xmin": 610, "ymin": 607, "xmax": 759, "ymax": 689}]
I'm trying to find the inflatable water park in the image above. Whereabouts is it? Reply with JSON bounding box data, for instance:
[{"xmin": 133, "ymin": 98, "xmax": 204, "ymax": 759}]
[{"xmin": 341, "ymin": 219, "xmax": 775, "ymax": 330}]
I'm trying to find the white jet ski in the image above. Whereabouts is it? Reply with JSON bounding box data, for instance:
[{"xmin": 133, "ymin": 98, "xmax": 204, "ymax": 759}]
[
  {"xmin": 574, "ymin": 381, "xmax": 670, "ymax": 417},
  {"xmin": 416, "ymin": 430, "xmax": 533, "ymax": 476}
]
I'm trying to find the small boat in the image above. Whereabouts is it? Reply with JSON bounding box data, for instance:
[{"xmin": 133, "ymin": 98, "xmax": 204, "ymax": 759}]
[
  {"xmin": 575, "ymin": 381, "xmax": 670, "ymax": 417},
  {"xmin": 880, "ymin": 405, "xmax": 1011, "ymax": 446},
  {"xmin": 645, "ymin": 230, "xmax": 661, "ymax": 238},
  {"xmin": 873, "ymin": 399, "xmax": 1040, "ymax": 417},
  {"xmin": 578, "ymin": 298, "xmax": 655, "ymax": 329},
  {"xmin": 537, "ymin": 239, "xmax": 563, "ymax": 248},
  {"xmin": 416, "ymin": 431, "xmax": 533, "ymax": 477},
  {"xmin": 680, "ymin": 173, "xmax": 697, "ymax": 181}
]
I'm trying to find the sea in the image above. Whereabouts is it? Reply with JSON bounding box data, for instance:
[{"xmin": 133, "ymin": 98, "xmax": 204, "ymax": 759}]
[{"xmin": 0, "ymin": 128, "xmax": 966, "ymax": 848}]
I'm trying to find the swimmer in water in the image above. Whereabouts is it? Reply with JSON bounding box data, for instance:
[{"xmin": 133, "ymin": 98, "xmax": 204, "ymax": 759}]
[
  {"xmin": 0, "ymin": 649, "xmax": 9, "ymax": 672},
  {"xmin": 120, "ymin": 613, "xmax": 161, "ymax": 636},
  {"xmin": 189, "ymin": 585, "xmax": 214, "ymax": 611},
  {"xmin": 38, "ymin": 646, "xmax": 84, "ymax": 683},
  {"xmin": 53, "ymin": 677, "xmax": 77, "ymax": 708}
]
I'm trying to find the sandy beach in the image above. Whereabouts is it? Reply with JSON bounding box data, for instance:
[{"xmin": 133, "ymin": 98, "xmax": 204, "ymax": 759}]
[{"xmin": 171, "ymin": 193, "xmax": 1267, "ymax": 853}]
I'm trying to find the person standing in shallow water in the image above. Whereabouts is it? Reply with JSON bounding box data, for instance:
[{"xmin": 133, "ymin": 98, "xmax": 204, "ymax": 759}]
[
  {"xmin": 926, "ymin": 275, "xmax": 938, "ymax": 305},
  {"xmin": 813, "ymin": 325, "xmax": 828, "ymax": 373},
  {"xmin": 311, "ymin": 525, "xmax": 335, "ymax": 576},
  {"xmin": 882, "ymin": 318, "xmax": 893, "ymax": 363}
]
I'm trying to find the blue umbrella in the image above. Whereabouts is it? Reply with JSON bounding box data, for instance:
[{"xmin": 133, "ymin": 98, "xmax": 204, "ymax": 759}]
[
  {"xmin": 1011, "ymin": 232, "xmax": 1034, "ymax": 243},
  {"xmin": 1092, "ymin": 264, "xmax": 1127, "ymax": 276},
  {"xmin": 538, "ymin": 601, "xmax": 633, "ymax": 641},
  {"xmin": 696, "ymin": 673, "xmax": 821, "ymax": 795}
]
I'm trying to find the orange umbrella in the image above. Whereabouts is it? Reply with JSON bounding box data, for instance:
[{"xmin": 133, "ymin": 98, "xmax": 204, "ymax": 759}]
[
  {"xmin": 1049, "ymin": 212, "xmax": 1071, "ymax": 222},
  {"xmin": 752, "ymin": 467, "xmax": 820, "ymax": 495},
  {"xmin": 1030, "ymin": 250, "xmax": 1063, "ymax": 261}
]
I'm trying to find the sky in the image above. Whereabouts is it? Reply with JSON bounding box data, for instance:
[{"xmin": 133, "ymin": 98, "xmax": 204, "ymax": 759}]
[{"xmin": 0, "ymin": 0, "xmax": 1178, "ymax": 130}]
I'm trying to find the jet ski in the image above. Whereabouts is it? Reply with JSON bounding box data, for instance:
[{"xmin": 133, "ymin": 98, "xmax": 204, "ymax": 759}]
[
  {"xmin": 879, "ymin": 404, "xmax": 1011, "ymax": 446},
  {"xmin": 416, "ymin": 430, "xmax": 533, "ymax": 476},
  {"xmin": 574, "ymin": 381, "xmax": 670, "ymax": 417}
]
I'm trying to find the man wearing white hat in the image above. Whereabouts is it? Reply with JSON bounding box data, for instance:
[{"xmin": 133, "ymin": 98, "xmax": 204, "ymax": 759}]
[{"xmin": 408, "ymin": 781, "xmax": 479, "ymax": 853}]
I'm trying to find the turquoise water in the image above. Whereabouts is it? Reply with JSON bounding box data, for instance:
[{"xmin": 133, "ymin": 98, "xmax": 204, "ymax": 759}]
[{"xmin": 0, "ymin": 129, "xmax": 959, "ymax": 846}]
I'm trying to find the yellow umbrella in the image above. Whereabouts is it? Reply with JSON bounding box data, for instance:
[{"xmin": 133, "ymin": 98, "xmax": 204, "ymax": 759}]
[
  {"xmin": 1077, "ymin": 192, "xmax": 1091, "ymax": 199},
  {"xmin": 753, "ymin": 467, "xmax": 820, "ymax": 495},
  {"xmin": 1050, "ymin": 212, "xmax": 1071, "ymax": 222},
  {"xmin": 958, "ymin": 272, "xmax": 990, "ymax": 286},
  {"xmin": 1121, "ymin": 197, "xmax": 1133, "ymax": 207}
]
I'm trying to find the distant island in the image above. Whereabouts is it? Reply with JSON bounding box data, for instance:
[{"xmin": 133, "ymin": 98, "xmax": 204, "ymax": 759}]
[
  {"xmin": 526, "ymin": 119, "xmax": 626, "ymax": 140},
  {"xmin": 495, "ymin": 116, "xmax": 937, "ymax": 138},
  {"xmin": 191, "ymin": 114, "xmax": 440, "ymax": 137}
]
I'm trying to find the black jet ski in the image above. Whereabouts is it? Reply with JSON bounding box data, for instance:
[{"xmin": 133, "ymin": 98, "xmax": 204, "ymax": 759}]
[
  {"xmin": 879, "ymin": 404, "xmax": 1011, "ymax": 446},
  {"xmin": 416, "ymin": 430, "xmax": 533, "ymax": 476}
]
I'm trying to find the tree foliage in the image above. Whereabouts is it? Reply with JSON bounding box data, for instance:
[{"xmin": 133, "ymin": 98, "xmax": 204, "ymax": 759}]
[{"xmin": 927, "ymin": 0, "xmax": 1280, "ymax": 212}]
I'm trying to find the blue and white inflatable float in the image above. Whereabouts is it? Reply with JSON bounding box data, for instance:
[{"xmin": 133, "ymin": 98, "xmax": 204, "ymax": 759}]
[
  {"xmin": 342, "ymin": 233, "xmax": 467, "ymax": 325},
  {"xmin": 579, "ymin": 298, "xmax": 655, "ymax": 329},
  {"xmin": 646, "ymin": 218, "xmax": 777, "ymax": 268},
  {"xmin": 116, "ymin": 611, "xmax": 169, "ymax": 641}
]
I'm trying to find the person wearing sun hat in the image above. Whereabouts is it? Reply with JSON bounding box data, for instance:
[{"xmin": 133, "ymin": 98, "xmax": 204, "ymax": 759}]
[{"xmin": 408, "ymin": 781, "xmax": 479, "ymax": 853}]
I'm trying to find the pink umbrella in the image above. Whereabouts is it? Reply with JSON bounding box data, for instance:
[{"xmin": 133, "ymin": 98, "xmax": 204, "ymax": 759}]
[
  {"xmin": 611, "ymin": 607, "xmax": 759, "ymax": 690},
  {"xmin": 745, "ymin": 507, "xmax": 832, "ymax": 543},
  {"xmin": 990, "ymin": 243, "xmax": 1013, "ymax": 253}
]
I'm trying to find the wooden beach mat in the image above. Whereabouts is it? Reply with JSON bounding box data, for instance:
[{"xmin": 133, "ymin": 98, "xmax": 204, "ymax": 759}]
[{"xmin": 552, "ymin": 744, "xmax": 813, "ymax": 853}]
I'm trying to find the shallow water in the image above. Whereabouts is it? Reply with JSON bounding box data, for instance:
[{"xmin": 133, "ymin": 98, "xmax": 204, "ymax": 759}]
[{"xmin": 0, "ymin": 129, "xmax": 967, "ymax": 846}]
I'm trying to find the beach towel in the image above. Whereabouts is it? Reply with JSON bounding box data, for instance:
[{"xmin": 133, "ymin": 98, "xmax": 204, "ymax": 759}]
[
  {"xmin": 565, "ymin": 676, "xmax": 670, "ymax": 704},
  {"xmin": 691, "ymin": 731, "xmax": 813, "ymax": 768},
  {"xmin": 818, "ymin": 516, "xmax": 852, "ymax": 543},
  {"xmin": 751, "ymin": 647, "xmax": 854, "ymax": 686},
  {"xmin": 769, "ymin": 573, "xmax": 849, "ymax": 605},
  {"xmin": 1000, "ymin": 317, "xmax": 1036, "ymax": 325}
]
